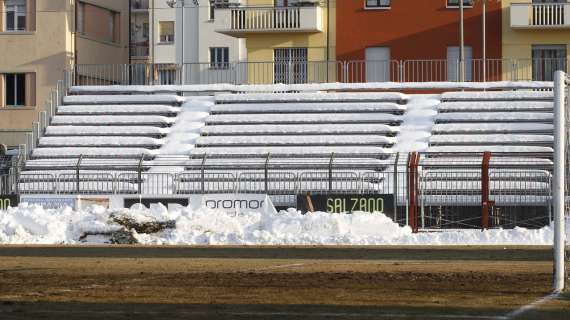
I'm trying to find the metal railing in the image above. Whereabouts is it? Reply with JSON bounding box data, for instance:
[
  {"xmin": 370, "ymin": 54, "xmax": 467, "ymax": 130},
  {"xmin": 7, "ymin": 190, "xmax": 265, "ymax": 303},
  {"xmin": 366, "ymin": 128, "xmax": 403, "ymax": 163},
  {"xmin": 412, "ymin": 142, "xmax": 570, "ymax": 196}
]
[
  {"xmin": 511, "ymin": 3, "xmax": 569, "ymax": 28},
  {"xmin": 6, "ymin": 152, "xmax": 555, "ymax": 229},
  {"xmin": 66, "ymin": 59, "xmax": 567, "ymax": 86}
]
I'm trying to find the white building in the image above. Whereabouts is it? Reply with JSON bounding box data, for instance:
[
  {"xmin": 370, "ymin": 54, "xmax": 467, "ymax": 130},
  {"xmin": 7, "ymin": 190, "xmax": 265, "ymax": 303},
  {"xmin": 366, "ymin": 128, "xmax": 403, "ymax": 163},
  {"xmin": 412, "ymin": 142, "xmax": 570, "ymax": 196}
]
[{"xmin": 146, "ymin": 0, "xmax": 246, "ymax": 84}]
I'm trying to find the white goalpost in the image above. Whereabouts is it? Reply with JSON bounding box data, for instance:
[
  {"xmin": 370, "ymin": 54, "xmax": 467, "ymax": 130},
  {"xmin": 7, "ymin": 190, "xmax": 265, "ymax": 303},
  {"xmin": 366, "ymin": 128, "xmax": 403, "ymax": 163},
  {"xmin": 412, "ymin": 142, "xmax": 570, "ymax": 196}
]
[{"xmin": 553, "ymin": 70, "xmax": 567, "ymax": 293}]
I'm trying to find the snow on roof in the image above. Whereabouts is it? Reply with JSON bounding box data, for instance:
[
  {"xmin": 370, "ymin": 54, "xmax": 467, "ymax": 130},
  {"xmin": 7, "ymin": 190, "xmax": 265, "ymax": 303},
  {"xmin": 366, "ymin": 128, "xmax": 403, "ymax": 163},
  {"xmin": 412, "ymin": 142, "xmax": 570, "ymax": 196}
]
[
  {"xmin": 210, "ymin": 102, "xmax": 406, "ymax": 114},
  {"xmin": 215, "ymin": 92, "xmax": 409, "ymax": 104},
  {"xmin": 206, "ymin": 113, "xmax": 402, "ymax": 124},
  {"xmin": 57, "ymin": 105, "xmax": 180, "ymax": 115},
  {"xmin": 437, "ymin": 101, "xmax": 553, "ymax": 112},
  {"xmin": 63, "ymin": 95, "xmax": 182, "ymax": 105},
  {"xmin": 441, "ymin": 91, "xmax": 553, "ymax": 101},
  {"xmin": 432, "ymin": 123, "xmax": 553, "ymax": 134},
  {"xmin": 200, "ymin": 124, "xmax": 400, "ymax": 135},
  {"xmin": 435, "ymin": 112, "xmax": 553, "ymax": 123}
]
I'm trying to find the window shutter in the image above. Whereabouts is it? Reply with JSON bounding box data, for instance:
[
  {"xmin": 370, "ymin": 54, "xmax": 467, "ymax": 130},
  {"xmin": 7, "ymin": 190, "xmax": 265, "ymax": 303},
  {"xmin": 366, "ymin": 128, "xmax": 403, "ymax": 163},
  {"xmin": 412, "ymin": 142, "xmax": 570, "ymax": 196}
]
[
  {"xmin": 25, "ymin": 73, "xmax": 35, "ymax": 107},
  {"xmin": 26, "ymin": 0, "xmax": 35, "ymax": 31}
]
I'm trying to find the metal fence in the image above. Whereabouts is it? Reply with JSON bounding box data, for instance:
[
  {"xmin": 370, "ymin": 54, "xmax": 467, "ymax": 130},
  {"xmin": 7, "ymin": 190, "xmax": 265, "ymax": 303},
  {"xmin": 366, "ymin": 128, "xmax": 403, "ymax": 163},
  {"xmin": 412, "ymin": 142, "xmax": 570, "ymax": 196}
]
[
  {"xmin": 67, "ymin": 58, "xmax": 567, "ymax": 86},
  {"xmin": 3, "ymin": 152, "xmax": 556, "ymax": 229}
]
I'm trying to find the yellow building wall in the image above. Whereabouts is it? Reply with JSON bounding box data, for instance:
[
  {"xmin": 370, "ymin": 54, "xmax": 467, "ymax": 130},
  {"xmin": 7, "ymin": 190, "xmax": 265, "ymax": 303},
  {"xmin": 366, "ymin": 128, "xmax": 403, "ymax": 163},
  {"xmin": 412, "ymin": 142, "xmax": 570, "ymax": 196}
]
[
  {"xmin": 502, "ymin": 0, "xmax": 570, "ymax": 79},
  {"xmin": 243, "ymin": 0, "xmax": 336, "ymax": 84}
]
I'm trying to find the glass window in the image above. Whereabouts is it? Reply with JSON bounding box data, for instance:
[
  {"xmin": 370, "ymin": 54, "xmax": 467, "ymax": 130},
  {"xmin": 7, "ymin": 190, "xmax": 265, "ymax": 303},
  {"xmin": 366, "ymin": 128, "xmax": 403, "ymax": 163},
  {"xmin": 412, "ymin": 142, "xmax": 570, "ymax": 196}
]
[
  {"xmin": 365, "ymin": 0, "xmax": 390, "ymax": 8},
  {"xmin": 4, "ymin": 74, "xmax": 26, "ymax": 106},
  {"xmin": 210, "ymin": 47, "xmax": 229, "ymax": 69},
  {"xmin": 447, "ymin": 0, "xmax": 474, "ymax": 7},
  {"xmin": 5, "ymin": 0, "xmax": 26, "ymax": 31},
  {"xmin": 159, "ymin": 21, "xmax": 174, "ymax": 43}
]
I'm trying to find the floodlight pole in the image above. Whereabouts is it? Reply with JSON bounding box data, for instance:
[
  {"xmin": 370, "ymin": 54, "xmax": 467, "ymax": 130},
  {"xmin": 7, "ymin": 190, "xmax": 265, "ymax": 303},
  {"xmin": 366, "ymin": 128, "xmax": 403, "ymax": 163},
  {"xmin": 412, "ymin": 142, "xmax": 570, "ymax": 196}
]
[
  {"xmin": 482, "ymin": 0, "xmax": 486, "ymax": 82},
  {"xmin": 553, "ymin": 70, "xmax": 566, "ymax": 293}
]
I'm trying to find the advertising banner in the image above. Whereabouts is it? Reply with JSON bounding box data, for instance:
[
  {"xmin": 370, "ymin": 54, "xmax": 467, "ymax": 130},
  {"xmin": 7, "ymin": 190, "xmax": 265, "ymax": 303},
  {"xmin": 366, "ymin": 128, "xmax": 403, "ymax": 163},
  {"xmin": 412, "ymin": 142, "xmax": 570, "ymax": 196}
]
[
  {"xmin": 297, "ymin": 193, "xmax": 395, "ymax": 215},
  {"xmin": 20, "ymin": 195, "xmax": 78, "ymax": 209},
  {"xmin": 189, "ymin": 194, "xmax": 277, "ymax": 215},
  {"xmin": 123, "ymin": 197, "xmax": 189, "ymax": 211},
  {"xmin": 0, "ymin": 194, "xmax": 19, "ymax": 210}
]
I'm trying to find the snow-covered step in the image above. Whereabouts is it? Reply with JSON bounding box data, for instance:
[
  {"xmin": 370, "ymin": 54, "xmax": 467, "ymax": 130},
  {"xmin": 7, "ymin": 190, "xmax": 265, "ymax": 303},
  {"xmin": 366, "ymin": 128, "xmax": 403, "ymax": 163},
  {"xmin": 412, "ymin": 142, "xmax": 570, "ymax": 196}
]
[
  {"xmin": 181, "ymin": 157, "xmax": 394, "ymax": 169},
  {"xmin": 426, "ymin": 145, "xmax": 553, "ymax": 153},
  {"xmin": 63, "ymin": 94, "xmax": 181, "ymax": 105},
  {"xmin": 205, "ymin": 113, "xmax": 402, "ymax": 125},
  {"xmin": 437, "ymin": 101, "xmax": 553, "ymax": 113},
  {"xmin": 24, "ymin": 159, "xmax": 144, "ymax": 171},
  {"xmin": 57, "ymin": 105, "xmax": 180, "ymax": 115},
  {"xmin": 441, "ymin": 91, "xmax": 553, "ymax": 102},
  {"xmin": 435, "ymin": 112, "xmax": 553, "ymax": 123},
  {"xmin": 432, "ymin": 123, "xmax": 553, "ymax": 135},
  {"xmin": 38, "ymin": 137, "xmax": 164, "ymax": 148},
  {"xmin": 429, "ymin": 134, "xmax": 553, "ymax": 146},
  {"xmin": 421, "ymin": 157, "xmax": 553, "ymax": 167},
  {"xmin": 51, "ymin": 115, "xmax": 176, "ymax": 126},
  {"xmin": 32, "ymin": 147, "xmax": 156, "ymax": 159},
  {"xmin": 195, "ymin": 135, "xmax": 397, "ymax": 147},
  {"xmin": 190, "ymin": 146, "xmax": 391, "ymax": 157},
  {"xmin": 200, "ymin": 124, "xmax": 400, "ymax": 136},
  {"xmin": 210, "ymin": 102, "xmax": 406, "ymax": 114},
  {"xmin": 421, "ymin": 180, "xmax": 549, "ymax": 192},
  {"xmin": 420, "ymin": 170, "xmax": 551, "ymax": 181},
  {"xmin": 45, "ymin": 126, "xmax": 170, "ymax": 137},
  {"xmin": 215, "ymin": 92, "xmax": 409, "ymax": 104}
]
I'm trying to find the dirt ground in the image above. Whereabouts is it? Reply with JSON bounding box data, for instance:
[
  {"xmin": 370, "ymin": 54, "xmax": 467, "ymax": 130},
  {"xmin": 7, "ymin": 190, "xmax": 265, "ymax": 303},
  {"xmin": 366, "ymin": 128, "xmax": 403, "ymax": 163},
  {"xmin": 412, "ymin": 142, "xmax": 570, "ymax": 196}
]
[{"xmin": 0, "ymin": 246, "xmax": 568, "ymax": 319}]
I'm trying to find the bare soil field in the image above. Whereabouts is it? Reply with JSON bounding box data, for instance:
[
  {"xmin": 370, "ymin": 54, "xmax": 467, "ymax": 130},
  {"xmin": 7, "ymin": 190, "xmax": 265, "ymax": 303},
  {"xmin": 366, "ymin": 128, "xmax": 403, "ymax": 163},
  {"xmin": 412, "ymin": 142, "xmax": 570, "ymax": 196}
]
[{"xmin": 0, "ymin": 246, "xmax": 567, "ymax": 319}]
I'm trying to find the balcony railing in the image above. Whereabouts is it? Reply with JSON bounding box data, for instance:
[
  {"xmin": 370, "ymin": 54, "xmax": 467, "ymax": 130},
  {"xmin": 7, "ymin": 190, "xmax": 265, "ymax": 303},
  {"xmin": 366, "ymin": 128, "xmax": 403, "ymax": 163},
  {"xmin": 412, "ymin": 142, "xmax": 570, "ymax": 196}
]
[
  {"xmin": 216, "ymin": 5, "xmax": 323, "ymax": 35},
  {"xmin": 511, "ymin": 3, "xmax": 570, "ymax": 28},
  {"xmin": 130, "ymin": 45, "xmax": 149, "ymax": 58}
]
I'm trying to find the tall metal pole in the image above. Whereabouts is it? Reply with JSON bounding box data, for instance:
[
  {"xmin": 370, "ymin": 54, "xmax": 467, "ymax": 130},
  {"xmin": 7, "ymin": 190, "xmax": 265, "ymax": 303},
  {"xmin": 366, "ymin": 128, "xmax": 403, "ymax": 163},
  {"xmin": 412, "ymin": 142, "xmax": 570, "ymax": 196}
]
[
  {"xmin": 553, "ymin": 70, "xmax": 566, "ymax": 293},
  {"xmin": 482, "ymin": 0, "xmax": 486, "ymax": 82},
  {"xmin": 459, "ymin": 0, "xmax": 465, "ymax": 82}
]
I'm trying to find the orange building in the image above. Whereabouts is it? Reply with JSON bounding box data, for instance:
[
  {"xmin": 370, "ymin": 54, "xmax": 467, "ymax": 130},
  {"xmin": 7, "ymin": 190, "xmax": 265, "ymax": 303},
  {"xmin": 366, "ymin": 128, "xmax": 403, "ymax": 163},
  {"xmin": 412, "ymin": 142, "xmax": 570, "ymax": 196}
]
[{"xmin": 336, "ymin": 0, "xmax": 502, "ymax": 82}]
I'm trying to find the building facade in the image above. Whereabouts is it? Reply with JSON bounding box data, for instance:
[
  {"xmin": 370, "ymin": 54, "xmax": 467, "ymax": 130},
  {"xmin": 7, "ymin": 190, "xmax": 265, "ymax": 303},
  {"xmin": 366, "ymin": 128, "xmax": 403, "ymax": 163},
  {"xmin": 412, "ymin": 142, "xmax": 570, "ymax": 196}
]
[
  {"xmin": 0, "ymin": 0, "xmax": 129, "ymax": 148},
  {"xmin": 336, "ymin": 0, "xmax": 502, "ymax": 82},
  {"xmin": 214, "ymin": 0, "xmax": 336, "ymax": 84},
  {"xmin": 503, "ymin": 0, "xmax": 570, "ymax": 81}
]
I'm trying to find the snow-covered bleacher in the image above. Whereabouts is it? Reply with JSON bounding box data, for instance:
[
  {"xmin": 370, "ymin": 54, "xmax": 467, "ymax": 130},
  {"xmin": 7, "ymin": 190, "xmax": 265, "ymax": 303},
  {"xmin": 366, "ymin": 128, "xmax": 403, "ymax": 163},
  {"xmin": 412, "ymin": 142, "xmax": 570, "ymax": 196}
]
[{"xmin": 16, "ymin": 83, "xmax": 556, "ymax": 227}]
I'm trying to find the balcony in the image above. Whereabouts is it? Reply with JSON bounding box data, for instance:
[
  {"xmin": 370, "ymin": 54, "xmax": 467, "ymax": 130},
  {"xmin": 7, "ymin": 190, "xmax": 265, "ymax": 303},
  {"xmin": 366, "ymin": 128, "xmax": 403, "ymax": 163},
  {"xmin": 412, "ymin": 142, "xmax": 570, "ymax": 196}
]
[
  {"xmin": 131, "ymin": 0, "xmax": 149, "ymax": 12},
  {"xmin": 511, "ymin": 3, "xmax": 570, "ymax": 29},
  {"xmin": 215, "ymin": 5, "xmax": 323, "ymax": 36}
]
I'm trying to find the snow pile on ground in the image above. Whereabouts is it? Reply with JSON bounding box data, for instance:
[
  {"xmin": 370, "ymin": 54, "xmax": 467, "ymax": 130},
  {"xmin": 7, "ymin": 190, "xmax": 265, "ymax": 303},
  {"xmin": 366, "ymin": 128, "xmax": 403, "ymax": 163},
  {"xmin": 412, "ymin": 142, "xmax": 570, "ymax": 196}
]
[{"xmin": 0, "ymin": 204, "xmax": 567, "ymax": 246}]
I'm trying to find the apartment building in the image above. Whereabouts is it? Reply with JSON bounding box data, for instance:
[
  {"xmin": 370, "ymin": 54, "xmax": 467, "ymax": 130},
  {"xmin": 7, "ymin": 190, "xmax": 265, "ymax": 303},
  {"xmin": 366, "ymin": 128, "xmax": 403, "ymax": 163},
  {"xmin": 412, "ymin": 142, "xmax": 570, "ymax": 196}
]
[
  {"xmin": 214, "ymin": 0, "xmax": 335, "ymax": 84},
  {"xmin": 336, "ymin": 0, "xmax": 502, "ymax": 82},
  {"xmin": 0, "ymin": 0, "xmax": 129, "ymax": 148},
  {"xmin": 504, "ymin": 0, "xmax": 570, "ymax": 81},
  {"xmin": 129, "ymin": 0, "xmax": 246, "ymax": 84}
]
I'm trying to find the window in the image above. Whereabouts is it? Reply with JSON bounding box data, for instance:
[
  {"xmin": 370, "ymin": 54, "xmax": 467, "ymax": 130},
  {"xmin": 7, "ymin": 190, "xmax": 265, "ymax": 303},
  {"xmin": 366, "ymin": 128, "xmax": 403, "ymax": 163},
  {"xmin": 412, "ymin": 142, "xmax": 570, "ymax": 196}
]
[
  {"xmin": 274, "ymin": 48, "xmax": 308, "ymax": 84},
  {"xmin": 76, "ymin": 2, "xmax": 119, "ymax": 43},
  {"xmin": 209, "ymin": 2, "xmax": 215, "ymax": 20},
  {"xmin": 159, "ymin": 21, "xmax": 174, "ymax": 43},
  {"xmin": 365, "ymin": 0, "xmax": 390, "ymax": 8},
  {"xmin": 447, "ymin": 0, "xmax": 474, "ymax": 7},
  {"xmin": 5, "ymin": 0, "xmax": 26, "ymax": 31},
  {"xmin": 210, "ymin": 47, "xmax": 229, "ymax": 69},
  {"xmin": 4, "ymin": 74, "xmax": 26, "ymax": 106},
  {"xmin": 532, "ymin": 45, "xmax": 567, "ymax": 81}
]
